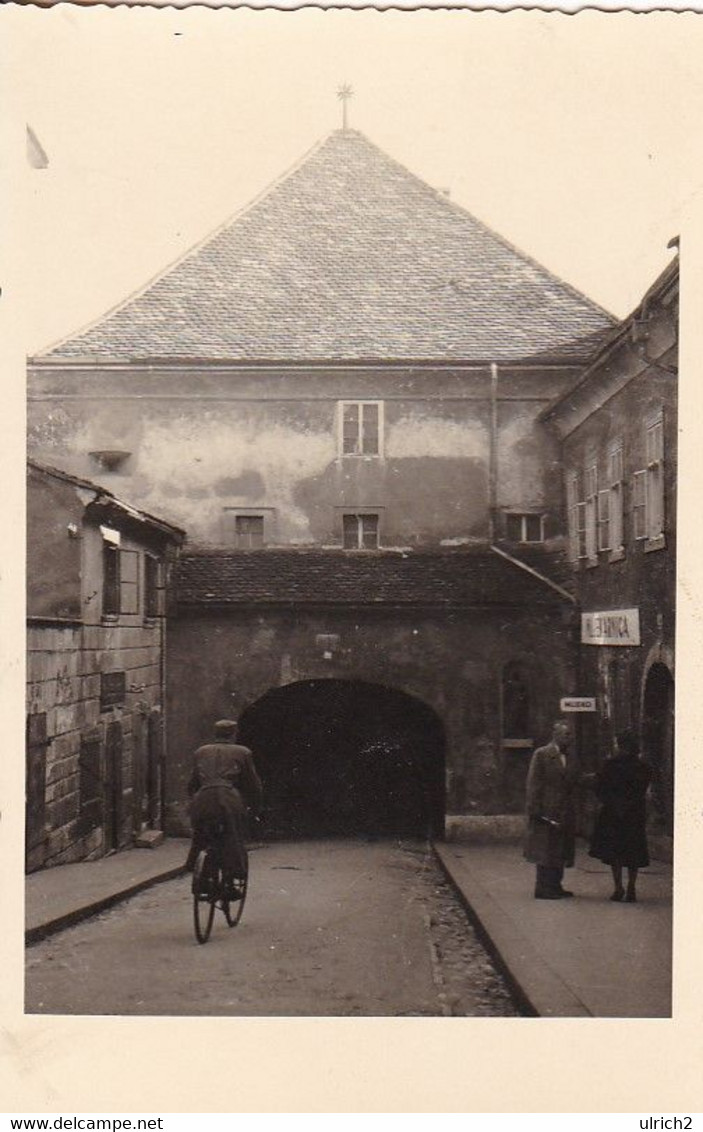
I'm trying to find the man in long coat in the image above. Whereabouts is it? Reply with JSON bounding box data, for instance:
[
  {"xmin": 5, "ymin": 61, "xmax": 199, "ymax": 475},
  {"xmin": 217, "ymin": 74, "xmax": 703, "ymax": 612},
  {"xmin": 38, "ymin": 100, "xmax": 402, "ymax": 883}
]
[
  {"xmin": 524, "ymin": 719, "xmax": 581, "ymax": 899},
  {"xmin": 186, "ymin": 719, "xmax": 263, "ymax": 885}
]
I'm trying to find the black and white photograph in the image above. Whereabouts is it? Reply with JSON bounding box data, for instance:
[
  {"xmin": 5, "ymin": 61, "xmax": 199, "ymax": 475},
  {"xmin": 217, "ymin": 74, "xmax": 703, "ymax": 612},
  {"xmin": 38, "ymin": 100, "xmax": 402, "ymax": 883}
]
[{"xmin": 13, "ymin": 3, "xmax": 694, "ymax": 1044}]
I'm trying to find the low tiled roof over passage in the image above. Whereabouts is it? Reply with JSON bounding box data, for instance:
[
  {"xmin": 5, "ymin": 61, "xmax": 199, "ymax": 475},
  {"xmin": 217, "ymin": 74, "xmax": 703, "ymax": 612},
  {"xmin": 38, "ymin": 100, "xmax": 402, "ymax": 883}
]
[
  {"xmin": 40, "ymin": 130, "xmax": 614, "ymax": 364},
  {"xmin": 174, "ymin": 547, "xmax": 572, "ymax": 608}
]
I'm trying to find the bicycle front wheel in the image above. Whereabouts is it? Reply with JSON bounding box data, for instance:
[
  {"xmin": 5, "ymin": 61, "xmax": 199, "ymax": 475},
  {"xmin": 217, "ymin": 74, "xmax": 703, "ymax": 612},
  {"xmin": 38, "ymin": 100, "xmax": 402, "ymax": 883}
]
[
  {"xmin": 193, "ymin": 849, "xmax": 216, "ymax": 944},
  {"xmin": 224, "ymin": 855, "xmax": 249, "ymax": 928}
]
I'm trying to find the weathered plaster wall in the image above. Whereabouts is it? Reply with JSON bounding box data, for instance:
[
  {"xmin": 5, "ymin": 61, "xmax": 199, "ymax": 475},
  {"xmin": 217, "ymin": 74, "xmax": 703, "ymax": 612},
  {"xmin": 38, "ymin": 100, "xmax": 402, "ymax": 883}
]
[
  {"xmin": 28, "ymin": 363, "xmax": 581, "ymax": 548},
  {"xmin": 27, "ymin": 467, "xmax": 84, "ymax": 620},
  {"xmin": 165, "ymin": 603, "xmax": 575, "ymax": 834}
]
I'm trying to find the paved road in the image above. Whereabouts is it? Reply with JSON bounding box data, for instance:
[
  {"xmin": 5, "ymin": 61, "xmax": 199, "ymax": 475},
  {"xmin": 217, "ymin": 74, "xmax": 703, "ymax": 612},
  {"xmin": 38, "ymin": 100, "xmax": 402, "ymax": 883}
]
[{"xmin": 26, "ymin": 840, "xmax": 519, "ymax": 1017}]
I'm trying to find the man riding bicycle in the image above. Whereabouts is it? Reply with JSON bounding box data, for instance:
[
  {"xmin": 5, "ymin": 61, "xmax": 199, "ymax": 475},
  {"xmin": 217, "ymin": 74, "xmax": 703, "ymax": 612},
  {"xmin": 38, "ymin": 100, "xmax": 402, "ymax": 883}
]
[{"xmin": 186, "ymin": 719, "xmax": 263, "ymax": 897}]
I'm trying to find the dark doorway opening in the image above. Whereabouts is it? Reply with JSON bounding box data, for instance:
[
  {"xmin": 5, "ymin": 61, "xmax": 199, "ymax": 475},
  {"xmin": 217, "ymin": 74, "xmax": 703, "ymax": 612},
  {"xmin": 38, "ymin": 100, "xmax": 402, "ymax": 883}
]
[
  {"xmin": 239, "ymin": 680, "xmax": 445, "ymax": 839},
  {"xmin": 104, "ymin": 721, "xmax": 124, "ymax": 851},
  {"xmin": 642, "ymin": 663, "xmax": 675, "ymax": 837}
]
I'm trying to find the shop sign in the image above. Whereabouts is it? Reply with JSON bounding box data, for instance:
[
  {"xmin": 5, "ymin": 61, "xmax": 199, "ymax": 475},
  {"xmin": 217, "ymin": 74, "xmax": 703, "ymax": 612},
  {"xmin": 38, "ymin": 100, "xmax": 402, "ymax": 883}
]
[
  {"xmin": 560, "ymin": 697, "xmax": 597, "ymax": 712},
  {"xmin": 581, "ymin": 608, "xmax": 640, "ymax": 647}
]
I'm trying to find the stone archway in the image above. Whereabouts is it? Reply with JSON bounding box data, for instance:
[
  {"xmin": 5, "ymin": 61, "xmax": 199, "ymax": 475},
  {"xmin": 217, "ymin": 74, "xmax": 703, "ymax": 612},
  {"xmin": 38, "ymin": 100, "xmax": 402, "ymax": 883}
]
[
  {"xmin": 642, "ymin": 662, "xmax": 675, "ymax": 837},
  {"xmin": 239, "ymin": 679, "xmax": 446, "ymax": 839}
]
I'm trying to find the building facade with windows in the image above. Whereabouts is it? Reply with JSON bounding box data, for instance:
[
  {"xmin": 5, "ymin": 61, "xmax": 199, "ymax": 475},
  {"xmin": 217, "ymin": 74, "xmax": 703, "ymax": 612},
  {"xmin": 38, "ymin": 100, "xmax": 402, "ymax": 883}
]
[
  {"xmin": 26, "ymin": 461, "xmax": 184, "ymax": 868},
  {"xmin": 27, "ymin": 128, "xmax": 625, "ymax": 842},
  {"xmin": 544, "ymin": 256, "xmax": 678, "ymax": 854}
]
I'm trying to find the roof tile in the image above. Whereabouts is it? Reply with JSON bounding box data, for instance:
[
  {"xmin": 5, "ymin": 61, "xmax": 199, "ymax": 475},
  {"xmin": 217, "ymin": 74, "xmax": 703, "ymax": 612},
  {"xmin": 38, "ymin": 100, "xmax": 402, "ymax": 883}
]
[{"xmin": 43, "ymin": 130, "xmax": 614, "ymax": 364}]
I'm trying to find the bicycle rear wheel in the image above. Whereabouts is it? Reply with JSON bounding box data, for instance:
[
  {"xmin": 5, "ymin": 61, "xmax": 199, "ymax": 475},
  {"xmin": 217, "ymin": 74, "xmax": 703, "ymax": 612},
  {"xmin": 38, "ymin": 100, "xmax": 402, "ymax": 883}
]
[
  {"xmin": 193, "ymin": 849, "xmax": 216, "ymax": 944},
  {"xmin": 223, "ymin": 855, "xmax": 249, "ymax": 928}
]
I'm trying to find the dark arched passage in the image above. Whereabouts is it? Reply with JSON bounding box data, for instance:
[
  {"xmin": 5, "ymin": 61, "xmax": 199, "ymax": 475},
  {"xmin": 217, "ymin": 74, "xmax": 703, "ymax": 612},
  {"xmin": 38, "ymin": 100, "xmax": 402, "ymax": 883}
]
[
  {"xmin": 239, "ymin": 680, "xmax": 445, "ymax": 839},
  {"xmin": 642, "ymin": 663, "xmax": 675, "ymax": 837}
]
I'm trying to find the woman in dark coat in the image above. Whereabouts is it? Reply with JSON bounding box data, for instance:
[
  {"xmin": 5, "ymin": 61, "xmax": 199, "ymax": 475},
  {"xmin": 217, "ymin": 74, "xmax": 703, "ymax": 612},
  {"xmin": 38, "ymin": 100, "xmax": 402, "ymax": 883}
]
[{"xmin": 589, "ymin": 729, "xmax": 652, "ymax": 902}]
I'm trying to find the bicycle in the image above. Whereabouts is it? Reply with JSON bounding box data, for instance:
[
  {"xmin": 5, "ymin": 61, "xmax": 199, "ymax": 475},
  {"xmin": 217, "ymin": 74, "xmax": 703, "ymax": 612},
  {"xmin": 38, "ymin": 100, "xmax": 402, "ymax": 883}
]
[{"xmin": 191, "ymin": 821, "xmax": 249, "ymax": 945}]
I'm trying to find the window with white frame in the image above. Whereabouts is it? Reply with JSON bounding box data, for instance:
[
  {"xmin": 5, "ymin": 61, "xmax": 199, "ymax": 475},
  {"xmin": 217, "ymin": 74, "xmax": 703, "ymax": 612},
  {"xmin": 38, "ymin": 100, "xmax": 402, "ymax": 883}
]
[
  {"xmin": 342, "ymin": 513, "xmax": 379, "ymax": 549},
  {"xmin": 584, "ymin": 463, "xmax": 598, "ymax": 561},
  {"xmin": 338, "ymin": 401, "xmax": 383, "ymax": 457},
  {"xmin": 608, "ymin": 443, "xmax": 625, "ymax": 553},
  {"xmin": 576, "ymin": 502, "xmax": 588, "ymax": 560},
  {"xmin": 645, "ymin": 412, "xmax": 665, "ymax": 541},
  {"xmin": 597, "ymin": 489, "xmax": 610, "ymax": 552},
  {"xmin": 505, "ymin": 513, "xmax": 544, "ymax": 543}
]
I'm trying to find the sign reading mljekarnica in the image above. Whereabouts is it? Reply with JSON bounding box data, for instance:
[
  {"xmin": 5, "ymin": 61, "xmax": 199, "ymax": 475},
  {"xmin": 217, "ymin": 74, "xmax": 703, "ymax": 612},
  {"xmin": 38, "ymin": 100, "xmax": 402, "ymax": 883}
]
[{"xmin": 581, "ymin": 608, "xmax": 641, "ymax": 646}]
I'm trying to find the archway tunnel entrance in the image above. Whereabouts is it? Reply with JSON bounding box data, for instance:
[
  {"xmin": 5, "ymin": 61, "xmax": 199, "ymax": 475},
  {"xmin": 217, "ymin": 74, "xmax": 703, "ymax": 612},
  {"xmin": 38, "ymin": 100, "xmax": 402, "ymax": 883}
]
[{"xmin": 239, "ymin": 680, "xmax": 446, "ymax": 839}]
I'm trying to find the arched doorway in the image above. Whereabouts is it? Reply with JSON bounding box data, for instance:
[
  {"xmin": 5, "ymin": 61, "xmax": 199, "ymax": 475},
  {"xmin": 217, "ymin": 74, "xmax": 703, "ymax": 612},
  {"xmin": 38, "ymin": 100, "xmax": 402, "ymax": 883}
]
[
  {"xmin": 642, "ymin": 663, "xmax": 675, "ymax": 836},
  {"xmin": 239, "ymin": 680, "xmax": 445, "ymax": 839}
]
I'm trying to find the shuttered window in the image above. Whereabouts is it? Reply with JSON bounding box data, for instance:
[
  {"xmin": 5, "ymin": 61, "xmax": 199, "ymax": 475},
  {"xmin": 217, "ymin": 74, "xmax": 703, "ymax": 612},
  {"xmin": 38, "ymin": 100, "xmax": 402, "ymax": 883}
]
[{"xmin": 119, "ymin": 550, "xmax": 139, "ymax": 614}]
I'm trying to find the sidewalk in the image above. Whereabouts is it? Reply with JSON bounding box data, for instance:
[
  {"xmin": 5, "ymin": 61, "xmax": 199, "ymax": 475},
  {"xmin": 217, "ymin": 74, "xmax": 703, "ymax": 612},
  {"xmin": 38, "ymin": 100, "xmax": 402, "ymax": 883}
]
[
  {"xmin": 434, "ymin": 840, "xmax": 672, "ymax": 1018},
  {"xmin": 25, "ymin": 838, "xmax": 189, "ymax": 943}
]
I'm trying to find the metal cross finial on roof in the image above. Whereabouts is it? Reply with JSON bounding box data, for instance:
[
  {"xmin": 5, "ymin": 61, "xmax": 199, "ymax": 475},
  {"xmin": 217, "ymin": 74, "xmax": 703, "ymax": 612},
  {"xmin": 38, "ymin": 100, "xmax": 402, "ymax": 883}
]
[{"xmin": 337, "ymin": 83, "xmax": 354, "ymax": 131}]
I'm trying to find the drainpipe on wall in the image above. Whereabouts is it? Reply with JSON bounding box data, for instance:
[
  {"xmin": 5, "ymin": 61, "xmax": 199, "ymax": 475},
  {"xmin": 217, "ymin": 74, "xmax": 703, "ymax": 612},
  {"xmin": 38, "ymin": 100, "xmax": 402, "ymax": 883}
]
[{"xmin": 488, "ymin": 362, "xmax": 499, "ymax": 542}]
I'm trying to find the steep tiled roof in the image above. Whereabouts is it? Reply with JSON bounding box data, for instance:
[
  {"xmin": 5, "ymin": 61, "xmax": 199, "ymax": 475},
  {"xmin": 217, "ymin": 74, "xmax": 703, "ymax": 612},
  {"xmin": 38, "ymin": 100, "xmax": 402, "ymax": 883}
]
[
  {"xmin": 41, "ymin": 130, "xmax": 614, "ymax": 364},
  {"xmin": 174, "ymin": 547, "xmax": 571, "ymax": 608}
]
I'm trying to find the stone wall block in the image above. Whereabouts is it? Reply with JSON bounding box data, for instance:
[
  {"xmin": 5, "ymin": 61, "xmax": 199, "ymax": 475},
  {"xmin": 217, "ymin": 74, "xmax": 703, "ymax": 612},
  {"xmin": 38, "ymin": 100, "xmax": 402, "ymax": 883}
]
[
  {"xmin": 46, "ymin": 753, "xmax": 79, "ymax": 785},
  {"xmin": 83, "ymin": 700, "xmax": 102, "ymax": 728},
  {"xmin": 83, "ymin": 627, "xmax": 102, "ymax": 650},
  {"xmin": 82, "ymin": 673, "xmax": 101, "ymax": 699},
  {"xmin": 54, "ymin": 674, "xmax": 82, "ymax": 706},
  {"xmin": 27, "ymin": 652, "xmax": 49, "ymax": 683},
  {"xmin": 45, "ymin": 773, "xmax": 80, "ymax": 805},
  {"xmin": 48, "ymin": 792, "xmax": 80, "ymax": 830},
  {"xmin": 52, "ymin": 703, "xmax": 80, "ymax": 736}
]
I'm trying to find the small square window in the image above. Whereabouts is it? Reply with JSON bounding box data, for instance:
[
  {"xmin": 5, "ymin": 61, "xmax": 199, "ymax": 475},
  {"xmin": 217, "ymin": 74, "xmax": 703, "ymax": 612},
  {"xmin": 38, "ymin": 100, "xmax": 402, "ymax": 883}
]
[
  {"xmin": 342, "ymin": 513, "xmax": 379, "ymax": 549},
  {"xmin": 524, "ymin": 514, "xmax": 542, "ymax": 543},
  {"xmin": 234, "ymin": 515, "xmax": 264, "ymax": 549},
  {"xmin": 223, "ymin": 509, "xmax": 274, "ymax": 548},
  {"xmin": 505, "ymin": 513, "xmax": 543, "ymax": 544}
]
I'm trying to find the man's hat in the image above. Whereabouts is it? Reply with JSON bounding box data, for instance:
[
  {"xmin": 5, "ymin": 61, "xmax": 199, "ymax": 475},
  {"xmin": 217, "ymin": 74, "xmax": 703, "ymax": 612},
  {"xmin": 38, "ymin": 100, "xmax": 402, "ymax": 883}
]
[{"xmin": 214, "ymin": 719, "xmax": 237, "ymax": 735}]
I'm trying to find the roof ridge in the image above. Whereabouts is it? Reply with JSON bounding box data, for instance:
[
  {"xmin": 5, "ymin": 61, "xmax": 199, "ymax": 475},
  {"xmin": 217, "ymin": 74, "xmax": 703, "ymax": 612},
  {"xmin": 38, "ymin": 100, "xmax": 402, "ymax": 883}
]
[
  {"xmin": 34, "ymin": 132, "xmax": 331, "ymax": 360},
  {"xmin": 36, "ymin": 127, "xmax": 614, "ymax": 363}
]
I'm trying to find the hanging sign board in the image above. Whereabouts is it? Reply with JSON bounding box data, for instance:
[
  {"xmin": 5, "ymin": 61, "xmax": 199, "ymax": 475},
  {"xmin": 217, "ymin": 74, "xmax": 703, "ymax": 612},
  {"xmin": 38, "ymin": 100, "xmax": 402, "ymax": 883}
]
[
  {"xmin": 560, "ymin": 697, "xmax": 597, "ymax": 713},
  {"xmin": 581, "ymin": 608, "xmax": 640, "ymax": 647}
]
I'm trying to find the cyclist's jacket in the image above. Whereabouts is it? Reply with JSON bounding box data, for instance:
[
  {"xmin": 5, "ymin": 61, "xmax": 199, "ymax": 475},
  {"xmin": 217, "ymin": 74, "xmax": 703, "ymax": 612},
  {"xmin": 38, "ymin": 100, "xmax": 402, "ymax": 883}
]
[{"xmin": 187, "ymin": 740, "xmax": 263, "ymax": 815}]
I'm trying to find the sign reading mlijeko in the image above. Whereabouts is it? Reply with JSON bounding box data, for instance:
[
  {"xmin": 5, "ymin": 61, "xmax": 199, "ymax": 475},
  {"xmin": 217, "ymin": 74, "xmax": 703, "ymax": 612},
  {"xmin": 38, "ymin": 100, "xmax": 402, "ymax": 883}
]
[
  {"xmin": 581, "ymin": 608, "xmax": 641, "ymax": 646},
  {"xmin": 560, "ymin": 697, "xmax": 597, "ymax": 712}
]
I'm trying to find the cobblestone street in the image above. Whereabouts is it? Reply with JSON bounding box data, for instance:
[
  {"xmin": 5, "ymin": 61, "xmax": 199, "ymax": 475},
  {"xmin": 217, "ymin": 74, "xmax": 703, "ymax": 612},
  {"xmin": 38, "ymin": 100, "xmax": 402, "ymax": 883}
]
[{"xmin": 26, "ymin": 840, "xmax": 520, "ymax": 1017}]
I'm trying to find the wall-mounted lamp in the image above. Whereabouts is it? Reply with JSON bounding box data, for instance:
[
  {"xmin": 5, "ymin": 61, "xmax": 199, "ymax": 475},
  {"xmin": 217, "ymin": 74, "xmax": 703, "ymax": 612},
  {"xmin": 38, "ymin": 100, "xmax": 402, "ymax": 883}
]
[{"xmin": 67, "ymin": 522, "xmax": 79, "ymax": 538}]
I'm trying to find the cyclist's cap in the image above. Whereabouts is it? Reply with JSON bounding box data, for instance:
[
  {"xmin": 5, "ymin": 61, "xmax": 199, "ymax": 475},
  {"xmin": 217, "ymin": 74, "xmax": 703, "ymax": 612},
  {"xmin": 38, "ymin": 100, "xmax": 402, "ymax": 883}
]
[{"xmin": 214, "ymin": 719, "xmax": 238, "ymax": 735}]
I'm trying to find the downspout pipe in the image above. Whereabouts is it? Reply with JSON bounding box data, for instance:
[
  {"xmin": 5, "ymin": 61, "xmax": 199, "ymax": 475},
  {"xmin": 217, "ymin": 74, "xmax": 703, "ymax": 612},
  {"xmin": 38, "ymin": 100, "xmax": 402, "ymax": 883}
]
[{"xmin": 489, "ymin": 362, "xmax": 499, "ymax": 542}]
